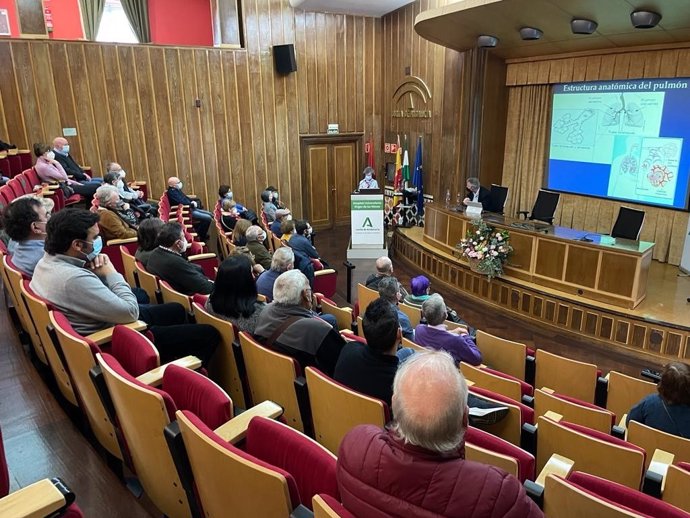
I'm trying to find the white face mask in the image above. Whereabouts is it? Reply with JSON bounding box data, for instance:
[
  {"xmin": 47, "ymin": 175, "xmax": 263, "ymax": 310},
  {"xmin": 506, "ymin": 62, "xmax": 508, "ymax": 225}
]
[
  {"xmin": 46, "ymin": 151, "xmax": 55, "ymax": 161},
  {"xmin": 225, "ymin": 191, "xmax": 233, "ymax": 199},
  {"xmin": 285, "ymin": 214, "xmax": 292, "ymax": 221},
  {"xmin": 62, "ymin": 144, "xmax": 70, "ymax": 154},
  {"xmin": 365, "ymin": 173, "xmax": 373, "ymax": 181},
  {"xmin": 119, "ymin": 170, "xmax": 126, "ymax": 178},
  {"xmin": 116, "ymin": 179, "xmax": 125, "ymax": 189},
  {"xmin": 178, "ymin": 237, "xmax": 188, "ymax": 252},
  {"xmin": 177, "ymin": 182, "xmax": 183, "ymax": 190}
]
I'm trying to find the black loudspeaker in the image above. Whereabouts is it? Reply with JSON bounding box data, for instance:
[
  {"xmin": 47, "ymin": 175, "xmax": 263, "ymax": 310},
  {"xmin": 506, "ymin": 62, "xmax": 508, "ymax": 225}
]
[{"xmin": 273, "ymin": 44, "xmax": 297, "ymax": 75}]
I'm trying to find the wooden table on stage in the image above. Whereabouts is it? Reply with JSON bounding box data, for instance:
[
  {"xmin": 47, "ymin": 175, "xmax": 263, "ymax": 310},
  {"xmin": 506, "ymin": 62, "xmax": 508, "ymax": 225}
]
[{"xmin": 424, "ymin": 206, "xmax": 654, "ymax": 309}]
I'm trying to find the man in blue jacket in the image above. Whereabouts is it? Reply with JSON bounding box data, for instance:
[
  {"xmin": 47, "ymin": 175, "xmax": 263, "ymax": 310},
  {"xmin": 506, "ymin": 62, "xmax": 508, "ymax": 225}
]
[{"xmin": 166, "ymin": 176, "xmax": 213, "ymax": 239}]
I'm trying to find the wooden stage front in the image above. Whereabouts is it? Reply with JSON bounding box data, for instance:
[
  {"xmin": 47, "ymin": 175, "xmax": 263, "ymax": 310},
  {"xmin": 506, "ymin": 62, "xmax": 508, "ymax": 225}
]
[{"xmin": 392, "ymin": 225, "xmax": 690, "ymax": 364}]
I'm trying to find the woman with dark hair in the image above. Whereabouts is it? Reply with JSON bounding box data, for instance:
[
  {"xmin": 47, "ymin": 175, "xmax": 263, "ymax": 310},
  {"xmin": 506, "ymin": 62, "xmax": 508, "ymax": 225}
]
[
  {"xmin": 135, "ymin": 218, "xmax": 164, "ymax": 267},
  {"xmin": 205, "ymin": 254, "xmax": 266, "ymax": 334},
  {"xmin": 231, "ymin": 218, "xmax": 251, "ymax": 246},
  {"xmin": 627, "ymin": 361, "xmax": 690, "ymax": 438}
]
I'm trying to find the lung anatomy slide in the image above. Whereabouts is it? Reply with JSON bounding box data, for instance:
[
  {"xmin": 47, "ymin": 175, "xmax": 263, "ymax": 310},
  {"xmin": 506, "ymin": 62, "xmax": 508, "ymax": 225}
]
[{"xmin": 547, "ymin": 78, "xmax": 690, "ymax": 210}]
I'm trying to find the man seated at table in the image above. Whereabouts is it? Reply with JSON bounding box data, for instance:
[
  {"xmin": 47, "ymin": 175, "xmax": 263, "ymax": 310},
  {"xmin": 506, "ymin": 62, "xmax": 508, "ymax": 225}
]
[
  {"xmin": 463, "ymin": 176, "xmax": 491, "ymax": 207},
  {"xmin": 336, "ymin": 351, "xmax": 542, "ymax": 518}
]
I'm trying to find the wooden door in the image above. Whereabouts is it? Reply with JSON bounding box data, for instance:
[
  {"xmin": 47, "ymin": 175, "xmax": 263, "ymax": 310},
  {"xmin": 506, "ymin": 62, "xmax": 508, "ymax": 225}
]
[{"xmin": 301, "ymin": 135, "xmax": 361, "ymax": 229}]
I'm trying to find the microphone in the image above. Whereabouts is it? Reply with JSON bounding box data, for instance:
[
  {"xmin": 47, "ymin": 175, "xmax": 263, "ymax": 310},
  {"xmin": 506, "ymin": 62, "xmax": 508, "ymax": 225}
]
[{"xmin": 579, "ymin": 233, "xmax": 595, "ymax": 242}]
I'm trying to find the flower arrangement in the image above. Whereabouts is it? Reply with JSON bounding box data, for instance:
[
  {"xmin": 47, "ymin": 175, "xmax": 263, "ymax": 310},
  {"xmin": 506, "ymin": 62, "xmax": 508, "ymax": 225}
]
[{"xmin": 456, "ymin": 219, "xmax": 513, "ymax": 279}]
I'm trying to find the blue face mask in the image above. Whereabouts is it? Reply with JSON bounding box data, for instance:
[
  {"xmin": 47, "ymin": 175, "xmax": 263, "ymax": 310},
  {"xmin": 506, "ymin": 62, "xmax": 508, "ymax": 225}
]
[
  {"xmin": 63, "ymin": 144, "xmax": 70, "ymax": 154},
  {"xmin": 82, "ymin": 236, "xmax": 102, "ymax": 262}
]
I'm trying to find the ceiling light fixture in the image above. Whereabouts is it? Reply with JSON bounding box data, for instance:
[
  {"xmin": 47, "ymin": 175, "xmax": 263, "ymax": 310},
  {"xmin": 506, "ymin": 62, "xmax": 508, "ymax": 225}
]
[
  {"xmin": 630, "ymin": 10, "xmax": 662, "ymax": 29},
  {"xmin": 571, "ymin": 18, "xmax": 598, "ymax": 35},
  {"xmin": 519, "ymin": 27, "xmax": 543, "ymax": 41},
  {"xmin": 477, "ymin": 35, "xmax": 499, "ymax": 48}
]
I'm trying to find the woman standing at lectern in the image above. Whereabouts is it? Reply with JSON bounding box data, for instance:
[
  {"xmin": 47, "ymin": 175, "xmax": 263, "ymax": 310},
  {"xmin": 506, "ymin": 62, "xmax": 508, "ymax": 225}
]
[{"xmin": 358, "ymin": 166, "xmax": 379, "ymax": 190}]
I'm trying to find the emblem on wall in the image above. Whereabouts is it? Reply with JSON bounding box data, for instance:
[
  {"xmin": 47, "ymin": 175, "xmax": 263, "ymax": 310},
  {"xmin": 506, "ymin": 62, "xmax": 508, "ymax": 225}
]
[{"xmin": 392, "ymin": 76, "xmax": 432, "ymax": 119}]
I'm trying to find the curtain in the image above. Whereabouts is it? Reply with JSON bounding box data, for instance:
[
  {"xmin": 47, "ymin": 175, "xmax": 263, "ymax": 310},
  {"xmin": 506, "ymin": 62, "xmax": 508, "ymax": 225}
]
[
  {"xmin": 120, "ymin": 0, "xmax": 150, "ymax": 43},
  {"xmin": 79, "ymin": 0, "xmax": 105, "ymax": 40},
  {"xmin": 501, "ymin": 85, "xmax": 551, "ymax": 219}
]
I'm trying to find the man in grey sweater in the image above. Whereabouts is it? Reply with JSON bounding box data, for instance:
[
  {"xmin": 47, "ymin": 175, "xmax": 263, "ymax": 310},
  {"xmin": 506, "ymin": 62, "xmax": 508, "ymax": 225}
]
[{"xmin": 30, "ymin": 209, "xmax": 219, "ymax": 365}]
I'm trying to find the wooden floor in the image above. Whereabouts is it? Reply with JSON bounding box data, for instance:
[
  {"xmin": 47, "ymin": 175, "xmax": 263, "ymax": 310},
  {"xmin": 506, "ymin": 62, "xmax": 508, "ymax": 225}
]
[{"xmin": 0, "ymin": 224, "xmax": 674, "ymax": 517}]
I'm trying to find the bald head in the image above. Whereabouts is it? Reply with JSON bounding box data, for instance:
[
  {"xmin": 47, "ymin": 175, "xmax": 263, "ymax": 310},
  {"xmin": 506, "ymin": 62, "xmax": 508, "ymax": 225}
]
[
  {"xmin": 168, "ymin": 177, "xmax": 180, "ymax": 188},
  {"xmin": 375, "ymin": 256, "xmax": 393, "ymax": 275},
  {"xmin": 53, "ymin": 137, "xmax": 68, "ymax": 151},
  {"xmin": 391, "ymin": 351, "xmax": 468, "ymax": 453}
]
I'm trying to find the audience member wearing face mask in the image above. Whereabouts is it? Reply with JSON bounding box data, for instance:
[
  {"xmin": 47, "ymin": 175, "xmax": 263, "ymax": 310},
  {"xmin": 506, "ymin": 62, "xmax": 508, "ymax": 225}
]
[
  {"xmin": 95, "ymin": 185, "xmax": 138, "ymax": 242},
  {"xmin": 165, "ymin": 177, "xmax": 213, "ymax": 240},
  {"xmin": 358, "ymin": 166, "xmax": 379, "ymax": 190}
]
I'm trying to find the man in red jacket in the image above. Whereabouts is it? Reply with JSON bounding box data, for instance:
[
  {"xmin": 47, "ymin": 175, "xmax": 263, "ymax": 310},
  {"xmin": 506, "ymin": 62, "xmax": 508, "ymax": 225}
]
[{"xmin": 337, "ymin": 350, "xmax": 543, "ymax": 518}]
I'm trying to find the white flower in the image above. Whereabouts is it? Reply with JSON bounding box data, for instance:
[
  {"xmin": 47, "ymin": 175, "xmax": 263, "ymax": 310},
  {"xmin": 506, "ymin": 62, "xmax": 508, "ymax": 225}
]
[
  {"xmin": 497, "ymin": 235, "xmax": 503, "ymax": 241},
  {"xmin": 476, "ymin": 230, "xmax": 481, "ymax": 235}
]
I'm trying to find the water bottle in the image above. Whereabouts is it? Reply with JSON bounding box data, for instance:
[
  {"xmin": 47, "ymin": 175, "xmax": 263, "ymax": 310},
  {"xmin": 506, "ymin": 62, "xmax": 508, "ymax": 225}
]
[
  {"xmin": 456, "ymin": 192, "xmax": 462, "ymax": 206},
  {"xmin": 445, "ymin": 189, "xmax": 451, "ymax": 208}
]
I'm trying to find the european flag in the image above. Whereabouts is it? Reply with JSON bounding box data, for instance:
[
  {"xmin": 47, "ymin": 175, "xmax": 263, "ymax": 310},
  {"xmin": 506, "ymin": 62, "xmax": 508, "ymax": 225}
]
[{"xmin": 412, "ymin": 136, "xmax": 424, "ymax": 216}]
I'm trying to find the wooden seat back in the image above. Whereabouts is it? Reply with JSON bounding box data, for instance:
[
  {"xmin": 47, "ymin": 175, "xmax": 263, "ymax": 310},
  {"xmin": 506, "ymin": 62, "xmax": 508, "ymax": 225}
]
[
  {"xmin": 119, "ymin": 245, "xmax": 139, "ymax": 288},
  {"xmin": 543, "ymin": 474, "xmax": 642, "ymax": 518},
  {"xmin": 606, "ymin": 371, "xmax": 657, "ymax": 421},
  {"xmin": 627, "ymin": 420, "xmax": 690, "ymax": 469},
  {"xmin": 465, "ymin": 442, "xmax": 520, "ymax": 479},
  {"xmin": 461, "ymin": 363, "xmax": 523, "ymax": 403},
  {"xmin": 356, "ymin": 283, "xmax": 378, "ymax": 316},
  {"xmin": 238, "ymin": 331, "xmax": 304, "ymax": 432},
  {"xmin": 159, "ymin": 280, "xmax": 193, "ymax": 313},
  {"xmin": 176, "ymin": 410, "xmax": 293, "ymax": 517},
  {"xmin": 305, "ymin": 366, "xmax": 387, "ymax": 454},
  {"xmin": 135, "ymin": 262, "xmax": 160, "ymax": 304},
  {"xmin": 663, "ymin": 464, "xmax": 690, "ymax": 512},
  {"xmin": 97, "ymin": 354, "xmax": 190, "ymax": 518},
  {"xmin": 469, "ymin": 389, "xmax": 524, "ymax": 446},
  {"xmin": 537, "ymin": 416, "xmax": 644, "ymax": 489},
  {"xmin": 398, "ymin": 302, "xmax": 422, "ymax": 328},
  {"xmin": 319, "ymin": 298, "xmax": 353, "ymax": 331},
  {"xmin": 535, "ymin": 349, "xmax": 598, "ymax": 402},
  {"xmin": 313, "ymin": 494, "xmax": 354, "ymax": 518},
  {"xmin": 20, "ymin": 282, "xmax": 78, "ymax": 406},
  {"xmin": 475, "ymin": 330, "xmax": 528, "ymax": 380},
  {"xmin": 48, "ymin": 312, "xmax": 122, "ymax": 460},
  {"xmin": 402, "ymin": 336, "xmax": 428, "ymax": 353},
  {"xmin": 192, "ymin": 302, "xmax": 246, "ymax": 408},
  {"xmin": 356, "ymin": 316, "xmax": 364, "ymax": 338},
  {"xmin": 535, "ymin": 389, "xmax": 613, "ymax": 433}
]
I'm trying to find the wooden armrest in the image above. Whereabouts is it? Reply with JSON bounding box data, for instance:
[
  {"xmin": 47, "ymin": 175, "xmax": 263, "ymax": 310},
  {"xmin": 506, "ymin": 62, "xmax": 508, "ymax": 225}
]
[
  {"xmin": 214, "ymin": 400, "xmax": 284, "ymax": 444},
  {"xmin": 40, "ymin": 190, "xmax": 55, "ymax": 197},
  {"xmin": 129, "ymin": 185, "xmax": 141, "ymax": 190},
  {"xmin": 42, "ymin": 183, "xmax": 60, "ymax": 190},
  {"xmin": 535, "ymin": 454, "xmax": 575, "ymax": 486},
  {"xmin": 6, "ymin": 149, "xmax": 17, "ymax": 155},
  {"xmin": 540, "ymin": 387, "xmax": 555, "ymax": 394},
  {"xmin": 643, "ymin": 448, "xmax": 675, "ymax": 497},
  {"xmin": 466, "ymin": 379, "xmax": 475, "ymax": 387},
  {"xmin": 137, "ymin": 355, "xmax": 202, "ymax": 387},
  {"xmin": 314, "ymin": 268, "xmax": 336, "ymax": 277},
  {"xmin": 618, "ymin": 414, "xmax": 628, "ymax": 429},
  {"xmin": 86, "ymin": 320, "xmax": 147, "ymax": 346},
  {"xmin": 106, "ymin": 237, "xmax": 138, "ymax": 246},
  {"xmin": 81, "ymin": 166, "xmax": 91, "ymax": 171},
  {"xmin": 340, "ymin": 329, "xmax": 355, "ymax": 336},
  {"xmin": 188, "ymin": 253, "xmax": 216, "ymax": 261},
  {"xmin": 648, "ymin": 449, "xmax": 675, "ymax": 480},
  {"xmin": 0, "ymin": 479, "xmax": 66, "ymax": 517},
  {"xmin": 543, "ymin": 410, "xmax": 563, "ymax": 422}
]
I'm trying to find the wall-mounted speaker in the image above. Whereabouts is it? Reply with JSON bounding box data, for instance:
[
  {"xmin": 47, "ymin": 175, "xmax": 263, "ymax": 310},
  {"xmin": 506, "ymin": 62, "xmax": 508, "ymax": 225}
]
[{"xmin": 273, "ymin": 44, "xmax": 297, "ymax": 75}]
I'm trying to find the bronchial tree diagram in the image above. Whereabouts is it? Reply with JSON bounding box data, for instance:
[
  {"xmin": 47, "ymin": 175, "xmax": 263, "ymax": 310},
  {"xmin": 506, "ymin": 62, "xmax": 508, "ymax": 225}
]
[
  {"xmin": 602, "ymin": 93, "xmax": 645, "ymax": 129},
  {"xmin": 553, "ymin": 109, "xmax": 595, "ymax": 144}
]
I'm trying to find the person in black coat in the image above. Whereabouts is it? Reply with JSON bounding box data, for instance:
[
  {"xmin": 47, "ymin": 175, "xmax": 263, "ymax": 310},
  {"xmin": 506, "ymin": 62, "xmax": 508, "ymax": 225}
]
[
  {"xmin": 463, "ymin": 177, "xmax": 492, "ymax": 209},
  {"xmin": 52, "ymin": 137, "xmax": 101, "ymax": 183}
]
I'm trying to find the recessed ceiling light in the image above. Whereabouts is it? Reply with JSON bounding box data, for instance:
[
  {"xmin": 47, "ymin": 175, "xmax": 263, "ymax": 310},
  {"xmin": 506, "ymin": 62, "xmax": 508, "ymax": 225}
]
[
  {"xmin": 571, "ymin": 18, "xmax": 598, "ymax": 35},
  {"xmin": 519, "ymin": 27, "xmax": 543, "ymax": 40},
  {"xmin": 630, "ymin": 10, "xmax": 662, "ymax": 29}
]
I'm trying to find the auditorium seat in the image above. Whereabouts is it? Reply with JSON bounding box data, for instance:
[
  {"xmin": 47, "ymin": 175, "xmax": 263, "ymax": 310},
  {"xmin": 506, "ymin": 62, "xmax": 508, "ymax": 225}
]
[
  {"xmin": 173, "ymin": 412, "xmax": 336, "ymax": 516},
  {"xmin": 20, "ymin": 281, "xmax": 78, "ymax": 406},
  {"xmin": 134, "ymin": 261, "xmax": 161, "ymax": 304},
  {"xmin": 119, "ymin": 245, "xmax": 139, "ymax": 289},
  {"xmin": 534, "ymin": 388, "xmax": 615, "ymax": 433},
  {"xmin": 96, "ymin": 357, "xmax": 231, "ymax": 518},
  {"xmin": 0, "ymin": 154, "xmax": 10, "ymax": 179},
  {"xmin": 238, "ymin": 331, "xmax": 307, "ymax": 433},
  {"xmin": 313, "ymin": 494, "xmax": 356, "ymax": 518},
  {"xmin": 535, "ymin": 349, "xmax": 599, "ymax": 403},
  {"xmin": 399, "ymin": 302, "xmax": 422, "ymax": 328},
  {"xmin": 662, "ymin": 463, "xmax": 690, "ymax": 512},
  {"xmin": 475, "ymin": 330, "xmax": 534, "ymax": 381},
  {"xmin": 355, "ymin": 283, "xmax": 379, "ymax": 317},
  {"xmin": 192, "ymin": 302, "xmax": 248, "ymax": 408},
  {"xmin": 626, "ymin": 420, "xmax": 690, "ymax": 469},
  {"xmin": 468, "ymin": 385, "xmax": 534, "ymax": 446},
  {"xmin": 159, "ymin": 279, "xmax": 194, "ymax": 314},
  {"xmin": 17, "ymin": 149, "xmax": 32, "ymax": 172},
  {"xmin": 0, "ymin": 423, "xmax": 84, "ymax": 518},
  {"xmin": 600, "ymin": 371, "xmax": 657, "ymax": 423},
  {"xmin": 543, "ymin": 471, "xmax": 688, "ymax": 518},
  {"xmin": 313, "ymin": 268, "xmax": 338, "ymax": 299},
  {"xmin": 461, "ymin": 362, "xmax": 533, "ymax": 403},
  {"xmin": 48, "ymin": 311, "xmax": 147, "ymax": 461},
  {"xmin": 102, "ymin": 237, "xmax": 137, "ymax": 277},
  {"xmin": 316, "ymin": 294, "xmax": 354, "ymax": 331},
  {"xmin": 489, "ymin": 184, "xmax": 509, "ymax": 214},
  {"xmin": 6, "ymin": 150, "xmax": 22, "ymax": 178},
  {"xmin": 536, "ymin": 415, "xmax": 645, "ymax": 489},
  {"xmin": 465, "ymin": 426, "xmax": 536, "ymax": 483},
  {"xmin": 305, "ymin": 366, "xmax": 390, "ymax": 455}
]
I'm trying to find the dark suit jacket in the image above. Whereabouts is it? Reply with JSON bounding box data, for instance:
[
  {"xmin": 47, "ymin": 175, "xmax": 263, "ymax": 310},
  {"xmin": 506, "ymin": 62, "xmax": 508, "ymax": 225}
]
[
  {"xmin": 289, "ymin": 234, "xmax": 319, "ymax": 259},
  {"xmin": 53, "ymin": 152, "xmax": 88, "ymax": 182},
  {"xmin": 166, "ymin": 187, "xmax": 193, "ymax": 207},
  {"xmin": 247, "ymin": 240, "xmax": 272, "ymax": 270},
  {"xmin": 466, "ymin": 185, "xmax": 492, "ymax": 208},
  {"xmin": 146, "ymin": 247, "xmax": 213, "ymax": 295}
]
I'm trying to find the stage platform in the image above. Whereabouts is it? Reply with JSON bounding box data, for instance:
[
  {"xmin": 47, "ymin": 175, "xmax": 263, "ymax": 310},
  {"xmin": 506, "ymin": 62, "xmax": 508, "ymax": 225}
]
[{"xmin": 392, "ymin": 226, "xmax": 690, "ymax": 364}]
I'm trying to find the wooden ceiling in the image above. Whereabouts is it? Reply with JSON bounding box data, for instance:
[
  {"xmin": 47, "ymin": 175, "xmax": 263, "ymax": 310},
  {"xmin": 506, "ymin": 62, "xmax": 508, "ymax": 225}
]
[{"xmin": 415, "ymin": 0, "xmax": 690, "ymax": 59}]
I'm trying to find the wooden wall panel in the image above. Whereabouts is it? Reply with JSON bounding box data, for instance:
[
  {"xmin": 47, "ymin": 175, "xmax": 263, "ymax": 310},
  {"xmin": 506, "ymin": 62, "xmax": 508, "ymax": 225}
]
[{"xmin": 0, "ymin": 1, "xmax": 382, "ymax": 214}]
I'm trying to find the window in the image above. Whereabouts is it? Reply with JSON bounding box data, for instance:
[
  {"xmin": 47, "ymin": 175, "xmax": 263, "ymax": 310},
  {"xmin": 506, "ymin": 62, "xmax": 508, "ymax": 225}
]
[{"xmin": 96, "ymin": 0, "xmax": 138, "ymax": 44}]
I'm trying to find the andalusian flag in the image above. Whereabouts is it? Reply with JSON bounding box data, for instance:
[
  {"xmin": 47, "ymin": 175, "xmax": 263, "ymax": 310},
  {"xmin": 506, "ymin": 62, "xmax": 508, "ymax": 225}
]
[
  {"xmin": 413, "ymin": 136, "xmax": 424, "ymax": 217},
  {"xmin": 402, "ymin": 135, "xmax": 410, "ymax": 187}
]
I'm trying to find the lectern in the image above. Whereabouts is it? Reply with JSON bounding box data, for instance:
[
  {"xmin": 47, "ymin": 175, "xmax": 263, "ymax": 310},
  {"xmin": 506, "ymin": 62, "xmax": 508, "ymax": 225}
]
[{"xmin": 347, "ymin": 190, "xmax": 386, "ymax": 259}]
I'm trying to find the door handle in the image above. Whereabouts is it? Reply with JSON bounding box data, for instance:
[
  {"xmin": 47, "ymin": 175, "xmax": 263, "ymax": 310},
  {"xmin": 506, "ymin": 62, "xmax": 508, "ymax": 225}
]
[{"xmin": 331, "ymin": 188, "xmax": 336, "ymax": 192}]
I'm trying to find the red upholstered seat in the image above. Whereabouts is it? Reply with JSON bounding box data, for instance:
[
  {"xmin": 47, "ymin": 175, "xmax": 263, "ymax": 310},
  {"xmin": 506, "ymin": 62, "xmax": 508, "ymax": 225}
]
[
  {"xmin": 469, "ymin": 386, "xmax": 535, "ymax": 425},
  {"xmin": 18, "ymin": 150, "xmax": 32, "ymax": 172},
  {"xmin": 313, "ymin": 269, "xmax": 337, "ymax": 299},
  {"xmin": 6, "ymin": 153, "xmax": 21, "ymax": 177},
  {"xmin": 465, "ymin": 426, "xmax": 536, "ymax": 483},
  {"xmin": 192, "ymin": 293, "xmax": 209, "ymax": 306},
  {"xmin": 246, "ymin": 416, "xmax": 340, "ymax": 508},
  {"xmin": 0, "ymin": 156, "xmax": 10, "ymax": 179},
  {"xmin": 24, "ymin": 168, "xmax": 41, "ymax": 188},
  {"xmin": 7, "ymin": 178, "xmax": 24, "ymax": 198},
  {"xmin": 111, "ymin": 325, "xmax": 159, "ymax": 377},
  {"xmin": 678, "ymin": 462, "xmax": 690, "ymax": 472},
  {"xmin": 482, "ymin": 366, "xmax": 534, "ymax": 397},
  {"xmin": 567, "ymin": 471, "xmax": 689, "ymax": 518},
  {"xmin": 560, "ymin": 420, "xmax": 646, "ymax": 461},
  {"xmin": 316, "ymin": 494, "xmax": 357, "ymax": 518}
]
